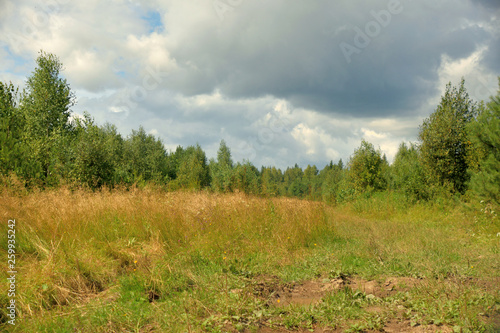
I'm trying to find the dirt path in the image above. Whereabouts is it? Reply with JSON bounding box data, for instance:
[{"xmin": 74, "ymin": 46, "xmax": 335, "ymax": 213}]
[{"xmin": 239, "ymin": 275, "xmax": 499, "ymax": 332}]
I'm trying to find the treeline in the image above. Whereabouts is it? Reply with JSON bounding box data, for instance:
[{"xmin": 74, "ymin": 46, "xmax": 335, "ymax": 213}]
[{"xmin": 1, "ymin": 52, "xmax": 499, "ymax": 205}]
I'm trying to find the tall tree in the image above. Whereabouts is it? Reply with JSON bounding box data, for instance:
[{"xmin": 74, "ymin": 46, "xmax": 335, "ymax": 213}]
[
  {"xmin": 348, "ymin": 140, "xmax": 386, "ymax": 193},
  {"xmin": 124, "ymin": 126, "xmax": 168, "ymax": 183},
  {"xmin": 283, "ymin": 164, "xmax": 305, "ymax": 197},
  {"xmin": 71, "ymin": 114, "xmax": 116, "ymax": 189},
  {"xmin": 390, "ymin": 142, "xmax": 429, "ymax": 200},
  {"xmin": 468, "ymin": 77, "xmax": 500, "ymax": 205},
  {"xmin": 0, "ymin": 82, "xmax": 27, "ymax": 177},
  {"xmin": 20, "ymin": 51, "xmax": 76, "ymax": 184},
  {"xmin": 101, "ymin": 123, "xmax": 127, "ymax": 184},
  {"xmin": 167, "ymin": 146, "xmax": 185, "ymax": 181},
  {"xmin": 175, "ymin": 144, "xmax": 210, "ymax": 189},
  {"xmin": 419, "ymin": 78, "xmax": 478, "ymax": 193},
  {"xmin": 303, "ymin": 164, "xmax": 320, "ymax": 199},
  {"xmin": 209, "ymin": 140, "xmax": 234, "ymax": 192},
  {"xmin": 261, "ymin": 166, "xmax": 283, "ymax": 196},
  {"xmin": 232, "ymin": 160, "xmax": 259, "ymax": 194},
  {"xmin": 320, "ymin": 160, "xmax": 344, "ymax": 203}
]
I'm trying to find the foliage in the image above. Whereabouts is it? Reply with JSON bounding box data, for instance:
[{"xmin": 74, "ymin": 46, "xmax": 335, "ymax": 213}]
[
  {"xmin": 283, "ymin": 164, "xmax": 306, "ymax": 197},
  {"xmin": 209, "ymin": 140, "xmax": 234, "ymax": 192},
  {"xmin": 419, "ymin": 78, "xmax": 479, "ymax": 194},
  {"xmin": 123, "ymin": 126, "xmax": 168, "ymax": 184},
  {"xmin": 303, "ymin": 164, "xmax": 322, "ymax": 199},
  {"xmin": 261, "ymin": 166, "xmax": 283, "ymax": 196},
  {"xmin": 101, "ymin": 123, "xmax": 128, "ymax": 184},
  {"xmin": 390, "ymin": 142, "xmax": 430, "ymax": 201},
  {"xmin": 320, "ymin": 160, "xmax": 344, "ymax": 203},
  {"xmin": 70, "ymin": 114, "xmax": 120, "ymax": 189},
  {"xmin": 166, "ymin": 145, "xmax": 184, "ymax": 181},
  {"xmin": 347, "ymin": 140, "xmax": 387, "ymax": 193},
  {"xmin": 468, "ymin": 77, "xmax": 500, "ymax": 205},
  {"xmin": 173, "ymin": 144, "xmax": 210, "ymax": 190},
  {"xmin": 232, "ymin": 160, "xmax": 260, "ymax": 194},
  {"xmin": 21, "ymin": 51, "xmax": 75, "ymax": 137},
  {"xmin": 19, "ymin": 51, "xmax": 76, "ymax": 185},
  {"xmin": 0, "ymin": 82, "xmax": 27, "ymax": 177}
]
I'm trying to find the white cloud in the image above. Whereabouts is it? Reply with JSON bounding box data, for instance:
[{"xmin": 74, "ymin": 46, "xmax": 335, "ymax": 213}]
[
  {"xmin": 64, "ymin": 49, "xmax": 117, "ymax": 91},
  {"xmin": 437, "ymin": 45, "xmax": 498, "ymax": 102},
  {"xmin": 361, "ymin": 128, "xmax": 388, "ymax": 140},
  {"xmin": 109, "ymin": 106, "xmax": 125, "ymax": 114}
]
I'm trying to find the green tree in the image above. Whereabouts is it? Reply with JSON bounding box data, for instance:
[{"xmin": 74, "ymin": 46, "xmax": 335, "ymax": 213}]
[
  {"xmin": 101, "ymin": 123, "xmax": 127, "ymax": 184},
  {"xmin": 20, "ymin": 51, "xmax": 76, "ymax": 184},
  {"xmin": 175, "ymin": 144, "xmax": 210, "ymax": 190},
  {"xmin": 348, "ymin": 140, "xmax": 386, "ymax": 193},
  {"xmin": 320, "ymin": 160, "xmax": 344, "ymax": 204},
  {"xmin": 337, "ymin": 158, "xmax": 344, "ymax": 170},
  {"xmin": 209, "ymin": 140, "xmax": 234, "ymax": 192},
  {"xmin": 390, "ymin": 142, "xmax": 429, "ymax": 200},
  {"xmin": 283, "ymin": 164, "xmax": 306, "ymax": 197},
  {"xmin": 232, "ymin": 160, "xmax": 259, "ymax": 194},
  {"xmin": 261, "ymin": 166, "xmax": 283, "ymax": 196},
  {"xmin": 0, "ymin": 82, "xmax": 27, "ymax": 177},
  {"xmin": 124, "ymin": 126, "xmax": 168, "ymax": 184},
  {"xmin": 419, "ymin": 78, "xmax": 479, "ymax": 194},
  {"xmin": 166, "ymin": 146, "xmax": 185, "ymax": 182},
  {"xmin": 303, "ymin": 164, "xmax": 321, "ymax": 199},
  {"xmin": 468, "ymin": 78, "xmax": 500, "ymax": 205},
  {"xmin": 70, "ymin": 114, "xmax": 117, "ymax": 189}
]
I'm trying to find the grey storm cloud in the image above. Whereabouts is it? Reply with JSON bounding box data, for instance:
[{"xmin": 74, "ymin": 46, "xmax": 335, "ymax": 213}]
[
  {"xmin": 472, "ymin": 0, "xmax": 500, "ymax": 9},
  {"xmin": 160, "ymin": 0, "xmax": 498, "ymax": 117},
  {"xmin": 483, "ymin": 38, "xmax": 500, "ymax": 72}
]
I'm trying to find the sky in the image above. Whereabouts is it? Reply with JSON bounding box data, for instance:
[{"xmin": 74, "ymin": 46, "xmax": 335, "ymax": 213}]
[{"xmin": 0, "ymin": 0, "xmax": 499, "ymax": 170}]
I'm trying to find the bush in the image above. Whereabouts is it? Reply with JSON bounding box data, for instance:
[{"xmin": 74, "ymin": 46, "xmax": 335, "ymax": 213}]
[
  {"xmin": 390, "ymin": 142, "xmax": 430, "ymax": 201},
  {"xmin": 347, "ymin": 140, "xmax": 387, "ymax": 193},
  {"xmin": 468, "ymin": 77, "xmax": 500, "ymax": 206}
]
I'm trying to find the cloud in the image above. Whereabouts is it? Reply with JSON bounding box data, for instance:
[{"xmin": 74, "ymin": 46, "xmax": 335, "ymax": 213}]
[
  {"xmin": 0, "ymin": 0, "xmax": 499, "ymax": 169},
  {"xmin": 471, "ymin": 0, "xmax": 500, "ymax": 10},
  {"xmin": 146, "ymin": 0, "xmax": 497, "ymax": 118},
  {"xmin": 482, "ymin": 36, "xmax": 500, "ymax": 73}
]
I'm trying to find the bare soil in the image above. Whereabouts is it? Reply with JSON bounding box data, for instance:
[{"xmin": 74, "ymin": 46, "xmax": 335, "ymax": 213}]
[
  {"xmin": 241, "ymin": 275, "xmax": 499, "ymax": 332},
  {"xmin": 251, "ymin": 275, "xmax": 423, "ymax": 307},
  {"xmin": 252, "ymin": 275, "xmax": 346, "ymax": 307}
]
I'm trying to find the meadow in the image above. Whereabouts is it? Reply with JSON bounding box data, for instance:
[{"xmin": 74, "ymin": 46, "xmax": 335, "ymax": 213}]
[{"xmin": 0, "ymin": 187, "xmax": 499, "ymax": 332}]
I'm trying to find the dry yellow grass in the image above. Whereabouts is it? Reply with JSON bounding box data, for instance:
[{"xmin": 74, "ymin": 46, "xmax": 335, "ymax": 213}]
[{"xmin": 0, "ymin": 187, "xmax": 333, "ymax": 318}]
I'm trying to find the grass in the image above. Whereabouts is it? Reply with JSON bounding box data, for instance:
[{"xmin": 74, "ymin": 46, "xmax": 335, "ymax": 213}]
[{"xmin": 0, "ymin": 187, "xmax": 498, "ymax": 332}]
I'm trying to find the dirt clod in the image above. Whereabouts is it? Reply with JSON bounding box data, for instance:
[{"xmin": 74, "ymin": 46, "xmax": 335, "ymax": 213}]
[{"xmin": 253, "ymin": 275, "xmax": 346, "ymax": 307}]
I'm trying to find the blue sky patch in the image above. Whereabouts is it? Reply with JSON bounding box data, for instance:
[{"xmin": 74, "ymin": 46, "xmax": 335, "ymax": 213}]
[{"xmin": 142, "ymin": 10, "xmax": 163, "ymax": 33}]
